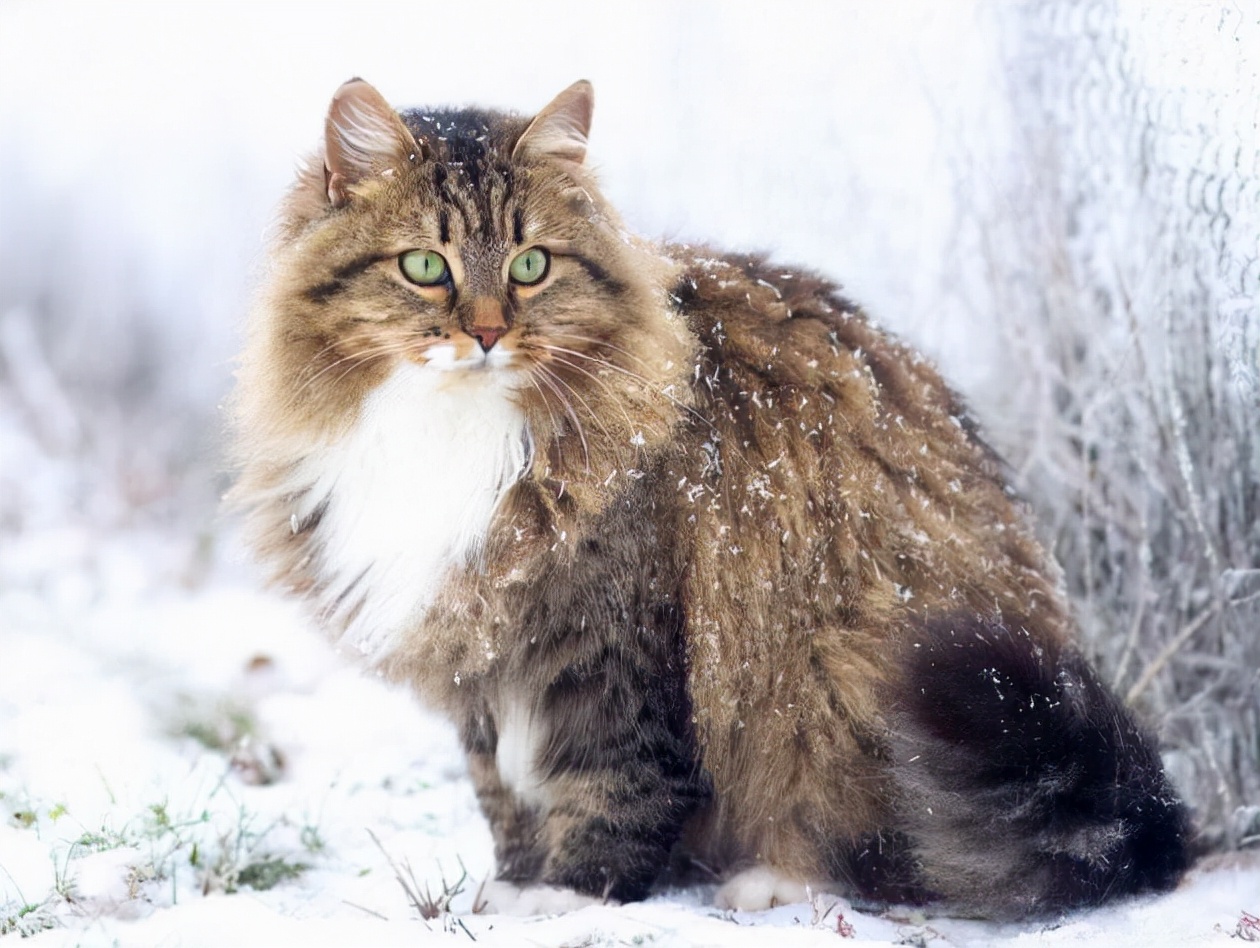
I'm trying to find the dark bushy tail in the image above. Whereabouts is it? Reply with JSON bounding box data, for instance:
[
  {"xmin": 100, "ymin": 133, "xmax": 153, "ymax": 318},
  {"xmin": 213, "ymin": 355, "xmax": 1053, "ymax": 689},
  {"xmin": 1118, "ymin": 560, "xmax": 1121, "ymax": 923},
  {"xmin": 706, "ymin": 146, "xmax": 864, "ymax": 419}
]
[{"xmin": 886, "ymin": 615, "xmax": 1192, "ymax": 919}]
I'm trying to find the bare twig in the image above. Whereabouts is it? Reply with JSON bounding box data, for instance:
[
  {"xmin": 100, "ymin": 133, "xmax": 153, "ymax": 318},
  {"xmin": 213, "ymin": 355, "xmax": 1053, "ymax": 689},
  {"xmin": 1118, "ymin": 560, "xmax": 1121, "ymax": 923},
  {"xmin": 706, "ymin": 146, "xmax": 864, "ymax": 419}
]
[
  {"xmin": 1236, "ymin": 910, "xmax": 1260, "ymax": 942},
  {"xmin": 1110, "ymin": 586, "xmax": 1147, "ymax": 691},
  {"xmin": 471, "ymin": 876, "xmax": 489, "ymax": 915},
  {"xmin": 0, "ymin": 306, "xmax": 82, "ymax": 451},
  {"xmin": 1125, "ymin": 603, "xmax": 1220, "ymax": 706},
  {"xmin": 341, "ymin": 900, "xmax": 388, "ymax": 921},
  {"xmin": 366, "ymin": 830, "xmax": 467, "ymax": 924}
]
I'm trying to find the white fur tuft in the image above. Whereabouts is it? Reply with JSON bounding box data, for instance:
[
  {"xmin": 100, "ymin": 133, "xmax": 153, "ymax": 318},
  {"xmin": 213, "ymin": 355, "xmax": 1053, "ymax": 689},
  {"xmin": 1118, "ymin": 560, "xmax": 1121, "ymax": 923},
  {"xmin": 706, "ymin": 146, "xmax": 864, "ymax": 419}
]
[
  {"xmin": 291, "ymin": 361, "xmax": 529, "ymax": 660},
  {"xmin": 714, "ymin": 866, "xmax": 838, "ymax": 912},
  {"xmin": 475, "ymin": 879, "xmax": 603, "ymax": 916},
  {"xmin": 496, "ymin": 697, "xmax": 547, "ymax": 809}
]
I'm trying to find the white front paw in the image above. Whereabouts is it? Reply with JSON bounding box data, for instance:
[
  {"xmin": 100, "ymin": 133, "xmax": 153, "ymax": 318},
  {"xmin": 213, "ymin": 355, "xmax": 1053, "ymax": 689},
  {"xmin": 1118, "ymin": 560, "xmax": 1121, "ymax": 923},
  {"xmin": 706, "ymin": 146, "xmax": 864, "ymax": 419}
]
[
  {"xmin": 715, "ymin": 865, "xmax": 840, "ymax": 911},
  {"xmin": 474, "ymin": 879, "xmax": 605, "ymax": 916}
]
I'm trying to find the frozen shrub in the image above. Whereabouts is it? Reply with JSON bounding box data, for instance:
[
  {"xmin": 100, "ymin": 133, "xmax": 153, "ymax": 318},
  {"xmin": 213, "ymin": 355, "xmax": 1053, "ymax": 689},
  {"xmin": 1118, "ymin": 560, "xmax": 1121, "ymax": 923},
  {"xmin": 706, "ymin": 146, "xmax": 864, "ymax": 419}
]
[{"xmin": 952, "ymin": 0, "xmax": 1260, "ymax": 848}]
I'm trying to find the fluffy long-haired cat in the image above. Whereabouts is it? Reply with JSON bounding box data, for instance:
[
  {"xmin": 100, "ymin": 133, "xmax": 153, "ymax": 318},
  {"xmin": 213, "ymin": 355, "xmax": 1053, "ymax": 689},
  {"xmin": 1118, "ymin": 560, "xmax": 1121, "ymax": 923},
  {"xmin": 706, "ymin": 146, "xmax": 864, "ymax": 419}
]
[{"xmin": 230, "ymin": 79, "xmax": 1191, "ymax": 919}]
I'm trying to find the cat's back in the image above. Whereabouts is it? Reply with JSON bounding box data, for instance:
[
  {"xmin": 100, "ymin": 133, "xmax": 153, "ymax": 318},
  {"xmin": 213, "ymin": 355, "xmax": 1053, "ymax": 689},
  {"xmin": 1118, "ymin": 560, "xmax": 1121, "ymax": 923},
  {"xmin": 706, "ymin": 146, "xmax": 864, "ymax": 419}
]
[
  {"xmin": 669, "ymin": 247, "xmax": 979, "ymax": 467},
  {"xmin": 665, "ymin": 245, "xmax": 1022, "ymax": 572},
  {"xmin": 661, "ymin": 246, "xmax": 1072, "ymax": 731}
]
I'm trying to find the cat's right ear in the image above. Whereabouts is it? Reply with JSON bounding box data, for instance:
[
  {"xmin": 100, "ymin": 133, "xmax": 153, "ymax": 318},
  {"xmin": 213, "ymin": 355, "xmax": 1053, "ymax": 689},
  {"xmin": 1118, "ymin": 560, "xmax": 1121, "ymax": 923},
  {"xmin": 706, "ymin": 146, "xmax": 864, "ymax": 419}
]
[{"xmin": 323, "ymin": 78, "xmax": 426, "ymax": 208}]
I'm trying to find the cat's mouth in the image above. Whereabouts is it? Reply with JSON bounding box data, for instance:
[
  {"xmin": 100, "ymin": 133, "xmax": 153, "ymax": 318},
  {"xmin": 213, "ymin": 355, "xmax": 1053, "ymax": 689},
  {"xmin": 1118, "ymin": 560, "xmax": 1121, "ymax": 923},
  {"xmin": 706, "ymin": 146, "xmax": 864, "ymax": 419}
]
[{"xmin": 419, "ymin": 341, "xmax": 516, "ymax": 373}]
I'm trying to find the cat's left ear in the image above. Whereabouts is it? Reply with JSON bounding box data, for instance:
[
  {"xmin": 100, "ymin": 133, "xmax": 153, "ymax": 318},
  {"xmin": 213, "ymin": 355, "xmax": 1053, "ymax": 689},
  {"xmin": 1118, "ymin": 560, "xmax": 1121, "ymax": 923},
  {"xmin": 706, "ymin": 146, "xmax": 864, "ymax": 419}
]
[
  {"xmin": 512, "ymin": 80, "xmax": 594, "ymax": 166},
  {"xmin": 324, "ymin": 78, "xmax": 426, "ymax": 207}
]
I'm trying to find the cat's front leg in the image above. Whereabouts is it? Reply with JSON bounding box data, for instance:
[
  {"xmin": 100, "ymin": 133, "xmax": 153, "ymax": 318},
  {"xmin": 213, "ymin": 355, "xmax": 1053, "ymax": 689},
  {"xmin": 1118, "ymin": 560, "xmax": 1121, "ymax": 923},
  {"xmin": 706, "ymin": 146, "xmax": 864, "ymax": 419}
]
[
  {"xmin": 476, "ymin": 643, "xmax": 710, "ymax": 912},
  {"xmin": 461, "ymin": 746, "xmax": 599, "ymax": 914}
]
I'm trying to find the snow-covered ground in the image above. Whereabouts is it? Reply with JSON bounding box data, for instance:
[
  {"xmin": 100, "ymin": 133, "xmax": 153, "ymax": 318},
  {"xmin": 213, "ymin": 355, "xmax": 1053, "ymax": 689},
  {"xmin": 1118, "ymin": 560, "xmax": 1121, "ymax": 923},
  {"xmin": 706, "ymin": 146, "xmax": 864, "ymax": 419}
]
[
  {"xmin": 1, "ymin": 526, "xmax": 1258, "ymax": 946},
  {"xmin": 3, "ymin": 2, "xmax": 1257, "ymax": 945}
]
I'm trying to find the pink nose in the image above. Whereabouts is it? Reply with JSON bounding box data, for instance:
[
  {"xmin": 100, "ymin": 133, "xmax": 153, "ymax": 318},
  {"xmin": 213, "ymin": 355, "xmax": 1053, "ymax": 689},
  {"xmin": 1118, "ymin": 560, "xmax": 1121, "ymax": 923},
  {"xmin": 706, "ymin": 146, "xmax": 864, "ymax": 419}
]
[{"xmin": 471, "ymin": 326, "xmax": 505, "ymax": 352}]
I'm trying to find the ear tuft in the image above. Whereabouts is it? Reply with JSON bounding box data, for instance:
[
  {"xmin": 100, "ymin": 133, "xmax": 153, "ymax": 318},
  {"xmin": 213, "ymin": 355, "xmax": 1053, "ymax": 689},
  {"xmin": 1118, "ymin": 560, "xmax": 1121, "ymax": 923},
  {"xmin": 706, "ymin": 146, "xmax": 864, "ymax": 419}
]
[
  {"xmin": 512, "ymin": 80, "xmax": 594, "ymax": 166},
  {"xmin": 324, "ymin": 78, "xmax": 423, "ymax": 207}
]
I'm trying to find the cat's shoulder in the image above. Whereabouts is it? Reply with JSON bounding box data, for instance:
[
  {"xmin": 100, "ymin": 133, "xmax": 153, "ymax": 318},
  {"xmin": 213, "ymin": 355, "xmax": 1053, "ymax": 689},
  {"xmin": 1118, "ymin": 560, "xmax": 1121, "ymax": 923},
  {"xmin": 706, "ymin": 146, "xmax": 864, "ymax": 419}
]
[
  {"xmin": 666, "ymin": 245, "xmax": 863, "ymax": 342},
  {"xmin": 664, "ymin": 244, "xmax": 951, "ymax": 409}
]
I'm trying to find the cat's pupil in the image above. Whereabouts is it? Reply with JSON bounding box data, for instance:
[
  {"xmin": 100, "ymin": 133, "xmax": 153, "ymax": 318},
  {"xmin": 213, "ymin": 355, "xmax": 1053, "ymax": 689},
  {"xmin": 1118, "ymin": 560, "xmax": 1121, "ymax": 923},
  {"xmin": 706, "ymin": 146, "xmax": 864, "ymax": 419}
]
[
  {"xmin": 509, "ymin": 247, "xmax": 549, "ymax": 285},
  {"xmin": 400, "ymin": 250, "xmax": 448, "ymax": 286}
]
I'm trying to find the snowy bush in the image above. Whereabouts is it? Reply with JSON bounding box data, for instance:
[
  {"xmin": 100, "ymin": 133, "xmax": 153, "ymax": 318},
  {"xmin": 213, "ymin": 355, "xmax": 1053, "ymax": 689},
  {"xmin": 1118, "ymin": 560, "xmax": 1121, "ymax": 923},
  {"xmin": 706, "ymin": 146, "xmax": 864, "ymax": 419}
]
[{"xmin": 954, "ymin": 1, "xmax": 1260, "ymax": 848}]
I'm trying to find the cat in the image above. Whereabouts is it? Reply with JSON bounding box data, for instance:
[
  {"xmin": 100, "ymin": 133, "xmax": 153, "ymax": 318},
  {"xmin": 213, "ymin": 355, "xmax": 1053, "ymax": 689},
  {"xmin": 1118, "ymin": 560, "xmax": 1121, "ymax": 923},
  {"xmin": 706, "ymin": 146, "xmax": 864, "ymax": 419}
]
[{"xmin": 229, "ymin": 78, "xmax": 1192, "ymax": 919}]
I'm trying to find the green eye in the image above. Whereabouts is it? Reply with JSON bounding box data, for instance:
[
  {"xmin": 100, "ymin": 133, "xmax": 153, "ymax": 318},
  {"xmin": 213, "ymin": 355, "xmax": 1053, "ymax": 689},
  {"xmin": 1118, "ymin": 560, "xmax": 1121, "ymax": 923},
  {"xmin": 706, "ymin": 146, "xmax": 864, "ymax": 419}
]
[
  {"xmin": 399, "ymin": 250, "xmax": 449, "ymax": 286},
  {"xmin": 509, "ymin": 247, "xmax": 550, "ymax": 285}
]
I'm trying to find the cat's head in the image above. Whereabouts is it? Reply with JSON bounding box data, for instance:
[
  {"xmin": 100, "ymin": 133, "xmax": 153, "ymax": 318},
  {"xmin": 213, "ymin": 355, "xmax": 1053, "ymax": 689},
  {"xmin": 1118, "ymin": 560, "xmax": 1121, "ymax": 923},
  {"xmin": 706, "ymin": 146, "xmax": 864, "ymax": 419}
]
[{"xmin": 247, "ymin": 79, "xmax": 689, "ymax": 463}]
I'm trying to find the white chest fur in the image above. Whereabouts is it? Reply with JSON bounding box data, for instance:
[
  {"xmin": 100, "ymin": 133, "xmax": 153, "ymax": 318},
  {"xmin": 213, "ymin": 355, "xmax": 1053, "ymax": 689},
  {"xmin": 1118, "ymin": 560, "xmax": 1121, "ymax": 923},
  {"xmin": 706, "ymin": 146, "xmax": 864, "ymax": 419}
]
[{"xmin": 292, "ymin": 362, "xmax": 530, "ymax": 659}]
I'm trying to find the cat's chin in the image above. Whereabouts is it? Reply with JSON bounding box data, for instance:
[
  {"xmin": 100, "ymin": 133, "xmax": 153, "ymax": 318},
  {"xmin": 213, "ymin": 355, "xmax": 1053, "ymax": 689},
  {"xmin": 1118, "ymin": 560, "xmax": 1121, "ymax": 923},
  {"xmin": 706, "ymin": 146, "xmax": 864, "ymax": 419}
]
[
  {"xmin": 418, "ymin": 341, "xmax": 517, "ymax": 374},
  {"xmin": 473, "ymin": 879, "xmax": 607, "ymax": 916},
  {"xmin": 714, "ymin": 866, "xmax": 845, "ymax": 912}
]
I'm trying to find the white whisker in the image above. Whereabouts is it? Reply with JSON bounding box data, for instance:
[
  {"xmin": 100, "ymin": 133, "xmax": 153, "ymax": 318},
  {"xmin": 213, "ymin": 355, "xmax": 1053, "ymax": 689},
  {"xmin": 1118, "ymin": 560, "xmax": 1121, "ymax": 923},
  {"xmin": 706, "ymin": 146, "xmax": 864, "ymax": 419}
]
[
  {"xmin": 297, "ymin": 338, "xmax": 418, "ymax": 396},
  {"xmin": 548, "ymin": 330, "xmax": 659, "ymax": 373},
  {"xmin": 535, "ymin": 342, "xmax": 718, "ymax": 436},
  {"xmin": 544, "ymin": 354, "xmax": 643, "ymax": 441},
  {"xmin": 531, "ymin": 364, "xmax": 592, "ymax": 473}
]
